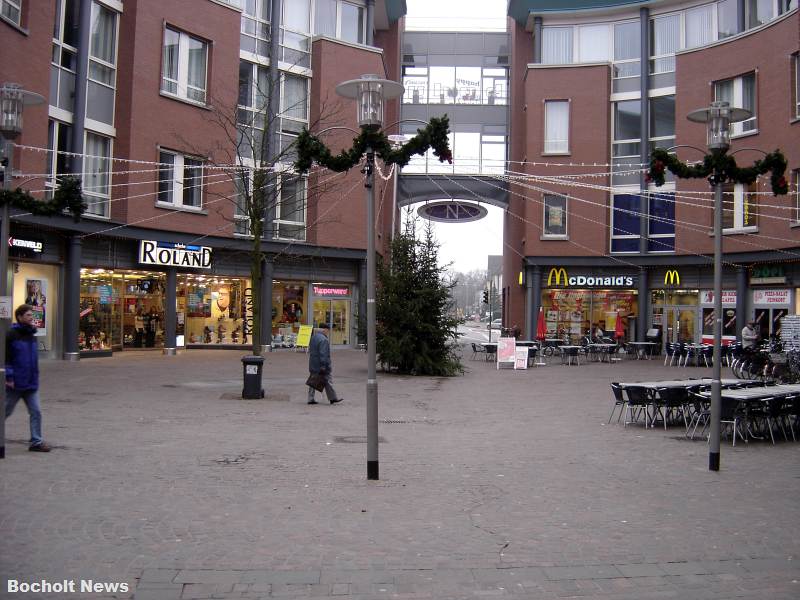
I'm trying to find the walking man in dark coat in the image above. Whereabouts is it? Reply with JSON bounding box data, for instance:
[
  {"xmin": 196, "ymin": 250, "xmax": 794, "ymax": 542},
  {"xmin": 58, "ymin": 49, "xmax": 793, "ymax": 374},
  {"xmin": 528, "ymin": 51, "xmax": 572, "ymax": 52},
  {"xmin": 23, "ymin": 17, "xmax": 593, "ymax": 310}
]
[
  {"xmin": 307, "ymin": 323, "xmax": 342, "ymax": 405},
  {"xmin": 5, "ymin": 304, "xmax": 50, "ymax": 451}
]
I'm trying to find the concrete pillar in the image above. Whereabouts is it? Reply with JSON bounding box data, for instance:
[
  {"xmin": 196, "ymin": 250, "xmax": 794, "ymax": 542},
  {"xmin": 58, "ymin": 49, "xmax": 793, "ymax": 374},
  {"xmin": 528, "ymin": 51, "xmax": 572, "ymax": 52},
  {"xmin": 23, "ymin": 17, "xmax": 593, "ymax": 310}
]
[
  {"xmin": 163, "ymin": 268, "xmax": 176, "ymax": 355},
  {"xmin": 63, "ymin": 236, "xmax": 82, "ymax": 361},
  {"xmin": 638, "ymin": 6, "xmax": 650, "ymax": 255},
  {"xmin": 736, "ymin": 265, "xmax": 748, "ymax": 341},
  {"xmin": 358, "ymin": 259, "xmax": 367, "ymax": 345},
  {"xmin": 637, "ymin": 267, "xmax": 648, "ymax": 342},
  {"xmin": 531, "ymin": 265, "xmax": 542, "ymax": 339},
  {"xmin": 260, "ymin": 257, "xmax": 274, "ymax": 353}
]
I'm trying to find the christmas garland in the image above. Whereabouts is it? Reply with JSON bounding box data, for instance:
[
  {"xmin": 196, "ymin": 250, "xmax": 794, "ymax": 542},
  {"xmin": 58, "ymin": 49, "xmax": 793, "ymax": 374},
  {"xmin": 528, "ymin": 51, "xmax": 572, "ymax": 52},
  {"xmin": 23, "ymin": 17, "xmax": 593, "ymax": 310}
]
[
  {"xmin": 647, "ymin": 147, "xmax": 788, "ymax": 195},
  {"xmin": 294, "ymin": 115, "xmax": 452, "ymax": 173},
  {"xmin": 0, "ymin": 176, "xmax": 86, "ymax": 221}
]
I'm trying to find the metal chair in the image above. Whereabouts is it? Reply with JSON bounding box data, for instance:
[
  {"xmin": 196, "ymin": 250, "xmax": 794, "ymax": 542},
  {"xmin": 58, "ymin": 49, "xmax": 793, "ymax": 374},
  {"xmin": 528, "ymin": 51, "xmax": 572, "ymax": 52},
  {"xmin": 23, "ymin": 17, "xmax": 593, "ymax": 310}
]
[
  {"xmin": 470, "ymin": 342, "xmax": 486, "ymax": 361},
  {"xmin": 623, "ymin": 385, "xmax": 651, "ymax": 427},
  {"xmin": 608, "ymin": 383, "xmax": 626, "ymax": 424}
]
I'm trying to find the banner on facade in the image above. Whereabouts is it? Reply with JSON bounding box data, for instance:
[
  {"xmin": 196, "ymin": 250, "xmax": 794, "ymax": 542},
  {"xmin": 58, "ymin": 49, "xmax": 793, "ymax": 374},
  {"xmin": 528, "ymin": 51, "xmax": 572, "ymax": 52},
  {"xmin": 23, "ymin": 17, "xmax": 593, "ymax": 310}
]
[{"xmin": 753, "ymin": 289, "xmax": 790, "ymax": 305}]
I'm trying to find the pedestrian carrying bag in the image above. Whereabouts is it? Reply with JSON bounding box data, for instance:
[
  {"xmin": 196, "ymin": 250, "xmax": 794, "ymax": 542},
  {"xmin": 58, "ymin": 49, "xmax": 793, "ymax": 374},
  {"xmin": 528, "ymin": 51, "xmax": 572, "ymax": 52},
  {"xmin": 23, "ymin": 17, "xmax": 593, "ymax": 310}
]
[{"xmin": 306, "ymin": 372, "xmax": 326, "ymax": 392}]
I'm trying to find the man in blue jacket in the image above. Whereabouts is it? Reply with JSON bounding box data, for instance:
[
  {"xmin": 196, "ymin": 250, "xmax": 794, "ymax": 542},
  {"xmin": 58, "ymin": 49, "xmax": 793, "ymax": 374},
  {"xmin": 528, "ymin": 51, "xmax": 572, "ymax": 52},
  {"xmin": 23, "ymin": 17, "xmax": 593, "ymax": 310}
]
[
  {"xmin": 307, "ymin": 323, "xmax": 343, "ymax": 405},
  {"xmin": 5, "ymin": 304, "xmax": 50, "ymax": 452}
]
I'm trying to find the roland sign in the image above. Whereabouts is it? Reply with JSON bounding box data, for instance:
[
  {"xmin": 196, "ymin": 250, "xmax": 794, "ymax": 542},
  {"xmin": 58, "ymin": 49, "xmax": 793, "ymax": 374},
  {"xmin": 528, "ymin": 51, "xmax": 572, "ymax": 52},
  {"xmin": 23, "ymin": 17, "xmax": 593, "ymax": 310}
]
[
  {"xmin": 547, "ymin": 267, "xmax": 633, "ymax": 288},
  {"xmin": 139, "ymin": 240, "xmax": 212, "ymax": 269}
]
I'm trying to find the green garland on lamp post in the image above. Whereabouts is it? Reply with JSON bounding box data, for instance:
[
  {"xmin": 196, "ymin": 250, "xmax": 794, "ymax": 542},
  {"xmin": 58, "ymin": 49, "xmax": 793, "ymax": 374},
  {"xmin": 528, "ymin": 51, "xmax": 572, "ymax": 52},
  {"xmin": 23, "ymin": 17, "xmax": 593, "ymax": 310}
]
[
  {"xmin": 294, "ymin": 115, "xmax": 453, "ymax": 173},
  {"xmin": 646, "ymin": 147, "xmax": 789, "ymax": 195},
  {"xmin": 0, "ymin": 176, "xmax": 86, "ymax": 221}
]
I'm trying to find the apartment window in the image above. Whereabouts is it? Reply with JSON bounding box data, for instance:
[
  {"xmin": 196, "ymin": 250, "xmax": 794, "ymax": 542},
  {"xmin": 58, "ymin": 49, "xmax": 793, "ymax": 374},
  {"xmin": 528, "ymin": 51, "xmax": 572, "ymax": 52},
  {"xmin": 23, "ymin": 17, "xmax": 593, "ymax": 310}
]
[
  {"xmin": 722, "ymin": 182, "xmax": 757, "ymax": 230},
  {"xmin": 241, "ymin": 0, "xmax": 270, "ymax": 57},
  {"xmin": 279, "ymin": 73, "xmax": 309, "ymax": 163},
  {"xmin": 274, "ymin": 175, "xmax": 306, "ymax": 240},
  {"xmin": 281, "ymin": 0, "xmax": 311, "ymax": 68},
  {"xmin": 315, "ymin": 0, "xmax": 365, "ymax": 44},
  {"xmin": 87, "ymin": 1, "xmax": 117, "ymax": 126},
  {"xmin": 577, "ymin": 24, "xmax": 610, "ymax": 62},
  {"xmin": 480, "ymin": 128, "xmax": 506, "ymax": 175},
  {"xmin": 649, "ymin": 13, "xmax": 679, "ymax": 75},
  {"xmin": 714, "ymin": 72, "xmax": 757, "ymax": 135},
  {"xmin": 542, "ymin": 27, "xmax": 572, "ymax": 64},
  {"xmin": 161, "ymin": 27, "xmax": 208, "ymax": 104},
  {"xmin": 83, "ymin": 132, "xmax": 111, "ymax": 217},
  {"xmin": 543, "ymin": 195, "xmax": 567, "ymax": 237},
  {"xmin": 45, "ymin": 120, "xmax": 72, "ymax": 191},
  {"xmin": 717, "ymin": 0, "xmax": 740, "ymax": 39},
  {"xmin": 747, "ymin": 0, "xmax": 776, "ymax": 28},
  {"xmin": 794, "ymin": 54, "xmax": 800, "ymax": 119},
  {"xmin": 649, "ymin": 95, "xmax": 675, "ymax": 152},
  {"xmin": 685, "ymin": 4, "xmax": 715, "ymax": 48},
  {"xmin": 648, "ymin": 192, "xmax": 675, "ymax": 252},
  {"xmin": 613, "ymin": 21, "xmax": 640, "ymax": 93},
  {"xmin": 158, "ymin": 150, "xmax": 203, "ymax": 209},
  {"xmin": 1, "ymin": 0, "xmax": 21, "ymax": 25},
  {"xmin": 610, "ymin": 194, "xmax": 641, "ymax": 253},
  {"xmin": 544, "ymin": 100, "xmax": 569, "ymax": 154},
  {"xmin": 238, "ymin": 60, "xmax": 268, "ymax": 161},
  {"xmin": 402, "ymin": 65, "xmax": 428, "ymax": 103},
  {"xmin": 794, "ymin": 170, "xmax": 800, "ymax": 222},
  {"xmin": 612, "ymin": 100, "xmax": 641, "ymax": 186},
  {"xmin": 52, "ymin": 0, "xmax": 80, "ymax": 113}
]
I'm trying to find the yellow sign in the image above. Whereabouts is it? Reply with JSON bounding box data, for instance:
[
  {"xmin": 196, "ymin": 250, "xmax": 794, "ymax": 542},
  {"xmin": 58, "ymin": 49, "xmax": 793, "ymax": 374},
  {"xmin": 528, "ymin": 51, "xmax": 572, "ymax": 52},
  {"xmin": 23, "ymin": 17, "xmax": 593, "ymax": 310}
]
[
  {"xmin": 296, "ymin": 325, "xmax": 313, "ymax": 347},
  {"xmin": 547, "ymin": 267, "xmax": 568, "ymax": 286},
  {"xmin": 664, "ymin": 269, "xmax": 680, "ymax": 286}
]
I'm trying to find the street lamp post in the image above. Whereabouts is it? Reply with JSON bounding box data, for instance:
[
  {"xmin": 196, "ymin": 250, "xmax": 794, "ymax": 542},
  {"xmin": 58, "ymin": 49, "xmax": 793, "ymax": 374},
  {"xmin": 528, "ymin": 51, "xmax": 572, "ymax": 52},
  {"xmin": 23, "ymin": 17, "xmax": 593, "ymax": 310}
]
[
  {"xmin": 335, "ymin": 75, "xmax": 403, "ymax": 480},
  {"xmin": 0, "ymin": 83, "xmax": 45, "ymax": 459},
  {"xmin": 686, "ymin": 101, "xmax": 751, "ymax": 472}
]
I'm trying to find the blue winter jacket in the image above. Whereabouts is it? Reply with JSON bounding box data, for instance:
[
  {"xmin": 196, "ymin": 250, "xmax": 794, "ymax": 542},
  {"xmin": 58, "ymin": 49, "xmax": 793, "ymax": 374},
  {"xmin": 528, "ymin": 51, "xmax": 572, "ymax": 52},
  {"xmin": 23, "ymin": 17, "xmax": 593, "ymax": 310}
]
[
  {"xmin": 6, "ymin": 323, "xmax": 39, "ymax": 391},
  {"xmin": 308, "ymin": 331, "xmax": 332, "ymax": 374}
]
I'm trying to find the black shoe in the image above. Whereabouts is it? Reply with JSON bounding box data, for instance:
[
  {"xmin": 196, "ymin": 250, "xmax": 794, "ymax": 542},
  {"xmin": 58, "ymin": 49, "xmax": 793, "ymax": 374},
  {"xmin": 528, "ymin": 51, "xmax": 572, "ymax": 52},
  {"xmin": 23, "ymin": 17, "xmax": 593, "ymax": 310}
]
[
  {"xmin": 330, "ymin": 398, "xmax": 343, "ymax": 404},
  {"xmin": 29, "ymin": 443, "xmax": 51, "ymax": 452},
  {"xmin": 307, "ymin": 400, "xmax": 318, "ymax": 405}
]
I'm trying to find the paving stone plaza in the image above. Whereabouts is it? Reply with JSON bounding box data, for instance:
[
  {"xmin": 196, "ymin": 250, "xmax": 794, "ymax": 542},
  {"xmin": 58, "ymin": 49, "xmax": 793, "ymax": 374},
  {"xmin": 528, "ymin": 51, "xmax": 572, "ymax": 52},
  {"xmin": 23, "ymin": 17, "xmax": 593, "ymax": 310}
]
[{"xmin": 1, "ymin": 348, "xmax": 799, "ymax": 599}]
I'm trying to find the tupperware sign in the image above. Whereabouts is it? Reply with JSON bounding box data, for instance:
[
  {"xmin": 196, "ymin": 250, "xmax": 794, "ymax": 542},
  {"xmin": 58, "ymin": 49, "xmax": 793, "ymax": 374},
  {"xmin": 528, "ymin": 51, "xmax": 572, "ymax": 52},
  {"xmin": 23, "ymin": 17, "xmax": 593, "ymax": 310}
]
[{"xmin": 139, "ymin": 240, "xmax": 212, "ymax": 269}]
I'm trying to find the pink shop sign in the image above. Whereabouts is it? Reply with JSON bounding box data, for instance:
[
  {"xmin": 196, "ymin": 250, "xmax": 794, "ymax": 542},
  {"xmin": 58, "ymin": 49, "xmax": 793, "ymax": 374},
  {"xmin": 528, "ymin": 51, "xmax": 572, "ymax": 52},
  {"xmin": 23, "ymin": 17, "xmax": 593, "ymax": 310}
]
[
  {"xmin": 752, "ymin": 289, "xmax": 790, "ymax": 305},
  {"xmin": 700, "ymin": 290, "xmax": 737, "ymax": 305}
]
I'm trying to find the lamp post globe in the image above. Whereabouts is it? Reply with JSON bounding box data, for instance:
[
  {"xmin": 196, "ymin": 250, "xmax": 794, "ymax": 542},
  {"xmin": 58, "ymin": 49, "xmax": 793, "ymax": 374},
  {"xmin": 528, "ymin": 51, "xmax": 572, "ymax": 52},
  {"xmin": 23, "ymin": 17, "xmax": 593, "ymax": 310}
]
[{"xmin": 335, "ymin": 74, "xmax": 404, "ymax": 480}]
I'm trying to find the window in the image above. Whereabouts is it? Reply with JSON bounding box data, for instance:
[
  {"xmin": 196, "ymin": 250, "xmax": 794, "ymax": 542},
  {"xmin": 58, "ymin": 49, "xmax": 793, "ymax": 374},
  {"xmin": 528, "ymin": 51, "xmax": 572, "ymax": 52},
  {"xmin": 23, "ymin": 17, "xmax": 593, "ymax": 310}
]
[
  {"xmin": 610, "ymin": 194, "xmax": 641, "ymax": 253},
  {"xmin": 46, "ymin": 120, "xmax": 72, "ymax": 192},
  {"xmin": 721, "ymin": 182, "xmax": 757, "ymax": 230},
  {"xmin": 340, "ymin": 1, "xmax": 365, "ymax": 44},
  {"xmin": 158, "ymin": 150, "xmax": 203, "ymax": 209},
  {"xmin": 577, "ymin": 24, "xmax": 610, "ymax": 62},
  {"xmin": 543, "ymin": 195, "xmax": 567, "ymax": 237},
  {"xmin": 714, "ymin": 72, "xmax": 756, "ymax": 135},
  {"xmin": 237, "ymin": 60, "xmax": 269, "ymax": 161},
  {"xmin": 648, "ymin": 192, "xmax": 675, "ymax": 252},
  {"xmin": 613, "ymin": 21, "xmax": 640, "ymax": 93},
  {"xmin": 747, "ymin": 0, "xmax": 776, "ymax": 28},
  {"xmin": 480, "ymin": 129, "xmax": 506, "ymax": 174},
  {"xmin": 1, "ymin": 0, "xmax": 20, "ymax": 25},
  {"xmin": 650, "ymin": 14, "xmax": 679, "ymax": 75},
  {"xmin": 84, "ymin": 132, "xmax": 111, "ymax": 217},
  {"xmin": 161, "ymin": 27, "xmax": 208, "ymax": 104},
  {"xmin": 717, "ymin": 0, "xmax": 739, "ymax": 39},
  {"xmin": 685, "ymin": 3, "xmax": 714, "ymax": 48},
  {"xmin": 281, "ymin": 0, "xmax": 311, "ymax": 68},
  {"xmin": 87, "ymin": 1, "xmax": 117, "ymax": 126},
  {"xmin": 274, "ymin": 175, "xmax": 306, "ymax": 240},
  {"xmin": 544, "ymin": 100, "xmax": 569, "ymax": 154},
  {"xmin": 794, "ymin": 54, "xmax": 800, "ymax": 119},
  {"xmin": 794, "ymin": 170, "xmax": 800, "ymax": 222},
  {"xmin": 279, "ymin": 73, "xmax": 309, "ymax": 163},
  {"xmin": 612, "ymin": 100, "xmax": 641, "ymax": 186},
  {"xmin": 241, "ymin": 0, "xmax": 270, "ymax": 57},
  {"xmin": 649, "ymin": 95, "xmax": 675, "ymax": 152},
  {"xmin": 52, "ymin": 0, "xmax": 80, "ymax": 113},
  {"xmin": 542, "ymin": 27, "xmax": 572, "ymax": 64}
]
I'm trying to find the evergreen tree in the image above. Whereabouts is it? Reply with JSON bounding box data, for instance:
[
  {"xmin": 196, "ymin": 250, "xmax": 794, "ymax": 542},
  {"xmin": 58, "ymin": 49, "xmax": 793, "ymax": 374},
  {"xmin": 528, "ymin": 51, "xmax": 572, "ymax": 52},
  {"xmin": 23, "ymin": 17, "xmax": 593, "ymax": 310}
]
[{"xmin": 376, "ymin": 216, "xmax": 463, "ymax": 376}]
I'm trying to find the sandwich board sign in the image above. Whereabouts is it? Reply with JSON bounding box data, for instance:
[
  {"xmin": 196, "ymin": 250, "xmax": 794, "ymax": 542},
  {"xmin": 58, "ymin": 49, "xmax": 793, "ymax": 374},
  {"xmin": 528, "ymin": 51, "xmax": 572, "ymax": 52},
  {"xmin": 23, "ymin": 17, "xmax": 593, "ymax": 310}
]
[{"xmin": 497, "ymin": 337, "xmax": 516, "ymax": 369}]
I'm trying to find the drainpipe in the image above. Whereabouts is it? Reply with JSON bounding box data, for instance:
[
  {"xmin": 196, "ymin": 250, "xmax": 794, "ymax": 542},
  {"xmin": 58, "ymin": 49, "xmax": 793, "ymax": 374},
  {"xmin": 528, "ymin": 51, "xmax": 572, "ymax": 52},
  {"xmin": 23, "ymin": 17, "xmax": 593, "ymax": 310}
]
[
  {"xmin": 70, "ymin": 0, "xmax": 91, "ymax": 176},
  {"xmin": 163, "ymin": 268, "xmax": 176, "ymax": 355},
  {"xmin": 530, "ymin": 265, "xmax": 541, "ymax": 340},
  {"xmin": 265, "ymin": 0, "xmax": 282, "ymax": 238},
  {"xmin": 365, "ymin": 0, "xmax": 375, "ymax": 46},
  {"xmin": 639, "ymin": 6, "xmax": 650, "ymax": 255}
]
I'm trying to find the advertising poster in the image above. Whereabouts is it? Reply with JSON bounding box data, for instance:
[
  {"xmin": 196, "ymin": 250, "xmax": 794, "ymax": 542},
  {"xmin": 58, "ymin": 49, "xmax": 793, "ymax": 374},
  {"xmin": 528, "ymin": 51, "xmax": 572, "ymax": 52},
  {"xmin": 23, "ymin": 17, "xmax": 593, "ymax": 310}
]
[{"xmin": 25, "ymin": 278, "xmax": 47, "ymax": 335}]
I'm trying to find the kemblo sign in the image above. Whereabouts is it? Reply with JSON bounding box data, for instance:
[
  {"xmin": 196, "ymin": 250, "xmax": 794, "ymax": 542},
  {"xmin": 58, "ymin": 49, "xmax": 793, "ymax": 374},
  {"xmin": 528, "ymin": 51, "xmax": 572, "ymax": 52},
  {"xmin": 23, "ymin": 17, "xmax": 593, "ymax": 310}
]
[
  {"xmin": 139, "ymin": 240, "xmax": 212, "ymax": 269},
  {"xmin": 547, "ymin": 267, "xmax": 633, "ymax": 288}
]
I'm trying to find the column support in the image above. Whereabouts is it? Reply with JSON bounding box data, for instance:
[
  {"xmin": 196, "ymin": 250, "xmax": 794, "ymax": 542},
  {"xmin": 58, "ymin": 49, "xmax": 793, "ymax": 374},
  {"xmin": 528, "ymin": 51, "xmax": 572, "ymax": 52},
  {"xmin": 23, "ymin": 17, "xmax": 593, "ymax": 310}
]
[
  {"xmin": 163, "ymin": 267, "xmax": 177, "ymax": 355},
  {"xmin": 63, "ymin": 236, "xmax": 82, "ymax": 361}
]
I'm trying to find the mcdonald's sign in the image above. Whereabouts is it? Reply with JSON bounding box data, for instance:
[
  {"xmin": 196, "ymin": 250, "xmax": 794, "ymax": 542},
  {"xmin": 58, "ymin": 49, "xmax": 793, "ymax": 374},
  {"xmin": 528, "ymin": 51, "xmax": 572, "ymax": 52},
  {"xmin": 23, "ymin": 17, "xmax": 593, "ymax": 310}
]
[
  {"xmin": 664, "ymin": 269, "xmax": 681, "ymax": 286},
  {"xmin": 547, "ymin": 267, "xmax": 568, "ymax": 286}
]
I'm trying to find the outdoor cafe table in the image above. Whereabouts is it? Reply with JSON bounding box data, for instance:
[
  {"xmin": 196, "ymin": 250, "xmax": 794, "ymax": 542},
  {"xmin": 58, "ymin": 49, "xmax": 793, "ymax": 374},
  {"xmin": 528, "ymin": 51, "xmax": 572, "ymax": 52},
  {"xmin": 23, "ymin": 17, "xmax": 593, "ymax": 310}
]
[
  {"xmin": 587, "ymin": 343, "xmax": 617, "ymax": 362},
  {"xmin": 626, "ymin": 341, "xmax": 657, "ymax": 360},
  {"xmin": 618, "ymin": 378, "xmax": 754, "ymax": 390},
  {"xmin": 482, "ymin": 342, "xmax": 498, "ymax": 360}
]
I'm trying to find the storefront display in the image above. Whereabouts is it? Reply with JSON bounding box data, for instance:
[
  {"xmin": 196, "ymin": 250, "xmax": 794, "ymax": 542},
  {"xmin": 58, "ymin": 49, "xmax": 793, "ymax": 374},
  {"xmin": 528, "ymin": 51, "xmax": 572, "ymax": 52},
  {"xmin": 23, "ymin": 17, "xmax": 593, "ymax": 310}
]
[
  {"xmin": 311, "ymin": 283, "xmax": 351, "ymax": 345},
  {"xmin": 12, "ymin": 262, "xmax": 59, "ymax": 354},
  {"xmin": 541, "ymin": 289, "xmax": 637, "ymax": 341},
  {"xmin": 699, "ymin": 290, "xmax": 736, "ymax": 345},
  {"xmin": 652, "ymin": 289, "xmax": 700, "ymax": 345},
  {"xmin": 181, "ymin": 275, "xmax": 250, "ymax": 345},
  {"xmin": 272, "ymin": 281, "xmax": 307, "ymax": 343},
  {"xmin": 752, "ymin": 288, "xmax": 791, "ymax": 341}
]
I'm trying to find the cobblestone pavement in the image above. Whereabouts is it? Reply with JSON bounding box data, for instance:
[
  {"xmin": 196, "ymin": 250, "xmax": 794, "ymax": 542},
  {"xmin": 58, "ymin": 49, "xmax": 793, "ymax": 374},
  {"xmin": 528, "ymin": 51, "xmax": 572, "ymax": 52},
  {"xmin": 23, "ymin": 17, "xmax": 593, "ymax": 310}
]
[{"xmin": 1, "ymin": 348, "xmax": 799, "ymax": 599}]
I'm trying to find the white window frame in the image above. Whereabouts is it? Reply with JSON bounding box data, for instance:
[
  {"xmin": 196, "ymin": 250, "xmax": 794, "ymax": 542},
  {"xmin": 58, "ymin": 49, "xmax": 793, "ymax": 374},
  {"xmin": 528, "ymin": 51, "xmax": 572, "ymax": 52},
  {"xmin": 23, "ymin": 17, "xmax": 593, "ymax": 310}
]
[
  {"xmin": 794, "ymin": 53, "xmax": 800, "ymax": 120},
  {"xmin": 746, "ymin": 0, "xmax": 779, "ymax": 28},
  {"xmin": 83, "ymin": 131, "xmax": 112, "ymax": 219},
  {"xmin": 714, "ymin": 72, "xmax": 757, "ymax": 136},
  {"xmin": 1, "ymin": 0, "xmax": 21, "ymax": 25},
  {"xmin": 576, "ymin": 23, "xmax": 611, "ymax": 63},
  {"xmin": 161, "ymin": 27, "xmax": 208, "ymax": 105},
  {"xmin": 793, "ymin": 169, "xmax": 800, "ymax": 223},
  {"xmin": 612, "ymin": 20, "xmax": 641, "ymax": 83},
  {"xmin": 273, "ymin": 173, "xmax": 307, "ymax": 241},
  {"xmin": 241, "ymin": 0, "xmax": 270, "ymax": 58},
  {"xmin": 684, "ymin": 3, "xmax": 717, "ymax": 49},
  {"xmin": 541, "ymin": 26, "xmax": 573, "ymax": 64},
  {"xmin": 722, "ymin": 182, "xmax": 757, "ymax": 232},
  {"xmin": 542, "ymin": 194, "xmax": 568, "ymax": 238},
  {"xmin": 278, "ymin": 72, "xmax": 309, "ymax": 166},
  {"xmin": 543, "ymin": 99, "xmax": 569, "ymax": 154},
  {"xmin": 157, "ymin": 149, "xmax": 204, "ymax": 211},
  {"xmin": 649, "ymin": 12, "xmax": 680, "ymax": 76},
  {"xmin": 609, "ymin": 191, "xmax": 642, "ymax": 254}
]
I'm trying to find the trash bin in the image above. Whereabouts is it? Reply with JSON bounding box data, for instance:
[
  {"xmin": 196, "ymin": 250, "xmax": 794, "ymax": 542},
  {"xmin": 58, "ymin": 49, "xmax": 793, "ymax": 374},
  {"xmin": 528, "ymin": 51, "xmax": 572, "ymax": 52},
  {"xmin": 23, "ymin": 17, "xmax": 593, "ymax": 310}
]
[{"xmin": 241, "ymin": 355, "xmax": 265, "ymax": 399}]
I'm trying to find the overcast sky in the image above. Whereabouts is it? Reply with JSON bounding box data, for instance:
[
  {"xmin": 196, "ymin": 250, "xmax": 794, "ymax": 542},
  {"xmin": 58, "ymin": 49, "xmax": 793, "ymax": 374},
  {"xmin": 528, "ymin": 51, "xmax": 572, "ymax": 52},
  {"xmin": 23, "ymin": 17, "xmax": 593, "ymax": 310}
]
[{"xmin": 403, "ymin": 0, "xmax": 507, "ymax": 274}]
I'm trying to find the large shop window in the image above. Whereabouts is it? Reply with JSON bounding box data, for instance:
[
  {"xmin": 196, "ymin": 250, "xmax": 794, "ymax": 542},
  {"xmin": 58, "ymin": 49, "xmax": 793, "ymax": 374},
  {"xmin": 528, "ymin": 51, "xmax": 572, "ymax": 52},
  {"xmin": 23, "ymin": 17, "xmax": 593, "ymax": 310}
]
[
  {"xmin": 312, "ymin": 284, "xmax": 351, "ymax": 345},
  {"xmin": 180, "ymin": 275, "xmax": 251, "ymax": 345},
  {"xmin": 272, "ymin": 282, "xmax": 307, "ymax": 345},
  {"xmin": 162, "ymin": 27, "xmax": 208, "ymax": 104},
  {"xmin": 541, "ymin": 289, "xmax": 637, "ymax": 341},
  {"xmin": 714, "ymin": 73, "xmax": 757, "ymax": 136},
  {"xmin": 157, "ymin": 150, "xmax": 204, "ymax": 209}
]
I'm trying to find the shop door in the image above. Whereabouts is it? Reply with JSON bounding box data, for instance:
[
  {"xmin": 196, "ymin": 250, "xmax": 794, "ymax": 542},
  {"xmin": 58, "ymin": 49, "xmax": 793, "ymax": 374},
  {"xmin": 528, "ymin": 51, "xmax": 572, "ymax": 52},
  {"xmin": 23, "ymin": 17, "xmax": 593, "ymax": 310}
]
[
  {"xmin": 754, "ymin": 308, "xmax": 787, "ymax": 342},
  {"xmin": 664, "ymin": 307, "xmax": 696, "ymax": 343},
  {"xmin": 312, "ymin": 299, "xmax": 350, "ymax": 345}
]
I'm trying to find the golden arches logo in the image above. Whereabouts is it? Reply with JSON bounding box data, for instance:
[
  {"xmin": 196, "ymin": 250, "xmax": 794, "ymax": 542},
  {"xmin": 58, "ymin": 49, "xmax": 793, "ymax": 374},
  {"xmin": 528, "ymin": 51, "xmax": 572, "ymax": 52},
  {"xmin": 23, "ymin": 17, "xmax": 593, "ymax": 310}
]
[
  {"xmin": 664, "ymin": 269, "xmax": 680, "ymax": 286},
  {"xmin": 547, "ymin": 267, "xmax": 568, "ymax": 286}
]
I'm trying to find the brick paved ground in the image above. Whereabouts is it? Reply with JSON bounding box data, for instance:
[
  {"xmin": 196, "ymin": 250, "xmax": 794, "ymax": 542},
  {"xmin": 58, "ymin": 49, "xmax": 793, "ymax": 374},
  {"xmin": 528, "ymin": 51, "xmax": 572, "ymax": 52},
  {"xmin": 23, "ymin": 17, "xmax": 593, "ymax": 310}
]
[{"xmin": 1, "ymin": 347, "xmax": 799, "ymax": 599}]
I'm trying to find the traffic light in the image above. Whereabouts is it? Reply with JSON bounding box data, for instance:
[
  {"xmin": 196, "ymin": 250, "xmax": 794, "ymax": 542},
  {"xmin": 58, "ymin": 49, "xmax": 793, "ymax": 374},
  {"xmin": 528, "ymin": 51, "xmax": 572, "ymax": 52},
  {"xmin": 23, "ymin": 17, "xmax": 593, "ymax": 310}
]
[{"xmin": 482, "ymin": 290, "xmax": 489, "ymax": 304}]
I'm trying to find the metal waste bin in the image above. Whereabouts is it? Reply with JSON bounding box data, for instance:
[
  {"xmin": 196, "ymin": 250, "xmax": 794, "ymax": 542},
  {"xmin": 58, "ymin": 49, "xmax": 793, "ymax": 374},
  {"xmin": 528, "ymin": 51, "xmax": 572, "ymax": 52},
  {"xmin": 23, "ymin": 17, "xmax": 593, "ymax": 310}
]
[{"xmin": 241, "ymin": 355, "xmax": 265, "ymax": 399}]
